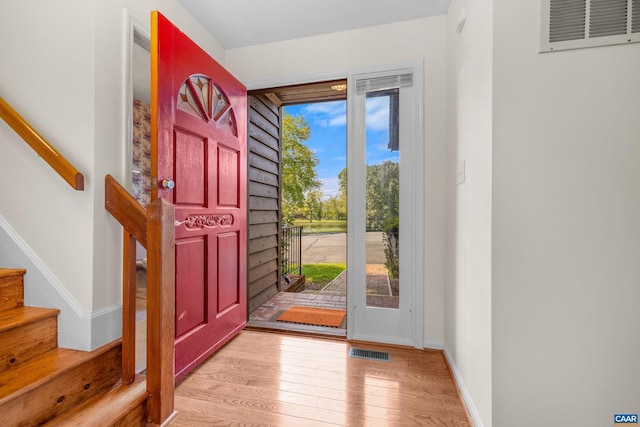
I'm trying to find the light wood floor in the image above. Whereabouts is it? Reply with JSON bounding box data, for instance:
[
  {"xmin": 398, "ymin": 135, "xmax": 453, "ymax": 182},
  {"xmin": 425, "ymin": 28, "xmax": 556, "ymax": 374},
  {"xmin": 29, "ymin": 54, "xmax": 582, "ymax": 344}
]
[{"xmin": 170, "ymin": 330, "xmax": 471, "ymax": 426}]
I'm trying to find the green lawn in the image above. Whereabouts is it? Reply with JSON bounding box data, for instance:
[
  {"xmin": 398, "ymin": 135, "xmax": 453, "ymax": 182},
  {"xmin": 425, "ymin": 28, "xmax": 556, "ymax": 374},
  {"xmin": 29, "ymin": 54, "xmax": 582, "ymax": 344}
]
[
  {"xmin": 293, "ymin": 219, "xmax": 346, "ymax": 234},
  {"xmin": 301, "ymin": 263, "xmax": 346, "ymax": 285}
]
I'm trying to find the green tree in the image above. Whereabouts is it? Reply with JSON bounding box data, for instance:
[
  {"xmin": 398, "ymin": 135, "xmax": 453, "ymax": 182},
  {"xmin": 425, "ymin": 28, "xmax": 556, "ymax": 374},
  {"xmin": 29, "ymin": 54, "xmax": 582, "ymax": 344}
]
[
  {"xmin": 313, "ymin": 163, "xmax": 398, "ymax": 227},
  {"xmin": 304, "ymin": 189, "xmax": 324, "ymax": 221},
  {"xmin": 383, "ymin": 216, "xmax": 400, "ymax": 279},
  {"xmin": 281, "ymin": 112, "xmax": 320, "ymax": 224},
  {"xmin": 338, "ymin": 168, "xmax": 347, "ymax": 196},
  {"xmin": 322, "ymin": 195, "xmax": 346, "ymax": 220},
  {"xmin": 365, "ymin": 161, "xmax": 399, "ymax": 230},
  {"xmin": 323, "ymin": 168, "xmax": 347, "ymax": 220}
]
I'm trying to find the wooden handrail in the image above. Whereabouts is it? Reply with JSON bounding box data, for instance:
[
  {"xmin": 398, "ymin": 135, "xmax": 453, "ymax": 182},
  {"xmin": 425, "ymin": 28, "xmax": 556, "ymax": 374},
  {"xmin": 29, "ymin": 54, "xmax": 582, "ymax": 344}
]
[
  {"xmin": 0, "ymin": 95, "xmax": 84, "ymax": 190},
  {"xmin": 104, "ymin": 175, "xmax": 175, "ymax": 425},
  {"xmin": 104, "ymin": 175, "xmax": 147, "ymax": 247}
]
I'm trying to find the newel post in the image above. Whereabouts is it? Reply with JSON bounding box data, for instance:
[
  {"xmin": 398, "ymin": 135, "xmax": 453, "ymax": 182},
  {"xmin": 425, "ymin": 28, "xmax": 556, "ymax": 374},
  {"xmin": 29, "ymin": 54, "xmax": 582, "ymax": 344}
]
[{"xmin": 146, "ymin": 197, "xmax": 176, "ymax": 424}]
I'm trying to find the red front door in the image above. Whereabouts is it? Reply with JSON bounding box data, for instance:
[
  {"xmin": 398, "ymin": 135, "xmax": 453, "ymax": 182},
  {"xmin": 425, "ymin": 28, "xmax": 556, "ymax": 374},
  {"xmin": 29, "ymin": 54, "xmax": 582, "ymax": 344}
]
[{"xmin": 151, "ymin": 12, "xmax": 247, "ymax": 381}]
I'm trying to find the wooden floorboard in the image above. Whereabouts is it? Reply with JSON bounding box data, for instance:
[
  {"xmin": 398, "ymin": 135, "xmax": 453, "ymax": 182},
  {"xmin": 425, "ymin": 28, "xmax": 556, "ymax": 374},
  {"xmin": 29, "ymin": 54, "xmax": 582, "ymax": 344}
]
[{"xmin": 171, "ymin": 330, "xmax": 471, "ymax": 426}]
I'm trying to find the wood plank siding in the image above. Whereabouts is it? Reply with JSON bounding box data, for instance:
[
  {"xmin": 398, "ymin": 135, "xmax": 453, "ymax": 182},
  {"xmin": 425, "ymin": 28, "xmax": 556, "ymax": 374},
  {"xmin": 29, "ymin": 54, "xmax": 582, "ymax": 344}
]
[{"xmin": 247, "ymin": 94, "xmax": 281, "ymax": 314}]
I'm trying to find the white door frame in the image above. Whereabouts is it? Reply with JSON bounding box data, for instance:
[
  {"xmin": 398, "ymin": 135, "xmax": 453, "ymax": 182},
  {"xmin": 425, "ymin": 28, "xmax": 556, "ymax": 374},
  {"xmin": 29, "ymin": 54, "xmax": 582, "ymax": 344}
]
[
  {"xmin": 122, "ymin": 10, "xmax": 151, "ymax": 192},
  {"xmin": 244, "ymin": 61, "xmax": 424, "ymax": 348},
  {"xmin": 346, "ymin": 62, "xmax": 424, "ymax": 348}
]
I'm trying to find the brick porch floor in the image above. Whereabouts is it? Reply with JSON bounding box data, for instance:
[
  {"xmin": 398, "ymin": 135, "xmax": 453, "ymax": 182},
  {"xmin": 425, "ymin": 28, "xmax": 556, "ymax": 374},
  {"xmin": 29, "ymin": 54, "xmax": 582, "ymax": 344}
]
[{"xmin": 248, "ymin": 264, "xmax": 399, "ymax": 330}]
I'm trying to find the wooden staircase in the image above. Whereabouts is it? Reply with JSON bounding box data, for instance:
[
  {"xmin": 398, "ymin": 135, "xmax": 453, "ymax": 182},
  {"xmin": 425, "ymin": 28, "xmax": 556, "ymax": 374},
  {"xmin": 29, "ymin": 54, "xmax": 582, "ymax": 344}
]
[{"xmin": 0, "ymin": 268, "xmax": 148, "ymax": 426}]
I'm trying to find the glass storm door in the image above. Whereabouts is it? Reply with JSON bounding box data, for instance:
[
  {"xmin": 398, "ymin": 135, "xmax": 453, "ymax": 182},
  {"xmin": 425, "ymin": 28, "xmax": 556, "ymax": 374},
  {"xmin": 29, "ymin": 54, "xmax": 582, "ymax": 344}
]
[
  {"xmin": 347, "ymin": 69, "xmax": 423, "ymax": 348},
  {"xmin": 152, "ymin": 12, "xmax": 247, "ymax": 381}
]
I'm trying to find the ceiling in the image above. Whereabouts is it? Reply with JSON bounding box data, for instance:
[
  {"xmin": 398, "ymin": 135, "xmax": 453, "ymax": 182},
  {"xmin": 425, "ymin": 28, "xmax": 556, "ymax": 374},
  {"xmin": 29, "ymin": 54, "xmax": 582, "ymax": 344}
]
[
  {"xmin": 177, "ymin": 0, "xmax": 451, "ymax": 49},
  {"xmin": 249, "ymin": 79, "xmax": 347, "ymax": 106}
]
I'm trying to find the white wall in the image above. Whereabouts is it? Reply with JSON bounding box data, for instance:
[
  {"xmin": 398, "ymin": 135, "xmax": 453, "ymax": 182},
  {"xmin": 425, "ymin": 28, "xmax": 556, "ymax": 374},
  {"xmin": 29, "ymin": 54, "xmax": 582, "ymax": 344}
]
[
  {"xmin": 0, "ymin": 0, "xmax": 224, "ymax": 350},
  {"xmin": 445, "ymin": 0, "xmax": 493, "ymax": 425},
  {"xmin": 0, "ymin": 0, "xmax": 97, "ymax": 349},
  {"xmin": 226, "ymin": 16, "xmax": 449, "ymax": 346},
  {"xmin": 492, "ymin": 1, "xmax": 640, "ymax": 426}
]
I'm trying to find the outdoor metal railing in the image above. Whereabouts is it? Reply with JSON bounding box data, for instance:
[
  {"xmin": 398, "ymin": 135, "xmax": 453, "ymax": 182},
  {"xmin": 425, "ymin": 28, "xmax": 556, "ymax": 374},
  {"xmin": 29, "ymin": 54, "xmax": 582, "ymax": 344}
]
[{"xmin": 281, "ymin": 225, "xmax": 303, "ymax": 277}]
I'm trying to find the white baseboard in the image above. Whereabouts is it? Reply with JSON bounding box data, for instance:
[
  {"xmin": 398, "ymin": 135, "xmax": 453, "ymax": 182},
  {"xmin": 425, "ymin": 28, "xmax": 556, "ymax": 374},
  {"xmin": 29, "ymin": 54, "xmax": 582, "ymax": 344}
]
[
  {"xmin": 443, "ymin": 346, "xmax": 484, "ymax": 427},
  {"xmin": 424, "ymin": 339, "xmax": 444, "ymax": 350},
  {"xmin": 91, "ymin": 303, "xmax": 123, "ymax": 349}
]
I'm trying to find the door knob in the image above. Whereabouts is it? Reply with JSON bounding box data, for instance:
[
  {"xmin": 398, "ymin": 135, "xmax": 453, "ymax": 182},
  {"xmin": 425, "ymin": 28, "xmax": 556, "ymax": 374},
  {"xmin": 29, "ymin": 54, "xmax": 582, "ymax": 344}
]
[{"xmin": 161, "ymin": 178, "xmax": 175, "ymax": 190}]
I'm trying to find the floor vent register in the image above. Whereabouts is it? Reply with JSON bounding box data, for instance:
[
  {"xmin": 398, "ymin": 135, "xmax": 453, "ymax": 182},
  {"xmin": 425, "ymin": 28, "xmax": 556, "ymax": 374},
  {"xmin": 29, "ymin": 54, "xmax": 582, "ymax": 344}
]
[{"xmin": 348, "ymin": 348, "xmax": 391, "ymax": 362}]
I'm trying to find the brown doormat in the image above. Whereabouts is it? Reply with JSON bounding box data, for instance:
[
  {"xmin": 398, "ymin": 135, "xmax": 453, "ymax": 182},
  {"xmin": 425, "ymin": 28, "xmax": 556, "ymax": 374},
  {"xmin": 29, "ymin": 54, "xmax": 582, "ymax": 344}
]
[{"xmin": 276, "ymin": 306, "xmax": 346, "ymax": 328}]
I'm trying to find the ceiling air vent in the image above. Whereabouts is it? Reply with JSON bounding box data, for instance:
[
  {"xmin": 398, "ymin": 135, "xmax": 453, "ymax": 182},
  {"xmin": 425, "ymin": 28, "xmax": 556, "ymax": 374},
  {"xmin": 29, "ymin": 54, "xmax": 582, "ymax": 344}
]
[{"xmin": 541, "ymin": 0, "xmax": 640, "ymax": 52}]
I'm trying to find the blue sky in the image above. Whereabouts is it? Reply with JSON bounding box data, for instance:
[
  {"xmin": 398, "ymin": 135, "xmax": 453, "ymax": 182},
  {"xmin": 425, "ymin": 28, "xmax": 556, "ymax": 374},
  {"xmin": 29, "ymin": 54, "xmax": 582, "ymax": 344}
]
[{"xmin": 284, "ymin": 97, "xmax": 398, "ymax": 199}]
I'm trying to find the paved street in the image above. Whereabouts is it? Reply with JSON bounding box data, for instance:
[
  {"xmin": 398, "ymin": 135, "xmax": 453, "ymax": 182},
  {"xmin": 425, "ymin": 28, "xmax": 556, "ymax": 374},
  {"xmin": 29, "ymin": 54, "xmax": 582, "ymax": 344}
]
[{"xmin": 300, "ymin": 232, "xmax": 385, "ymax": 264}]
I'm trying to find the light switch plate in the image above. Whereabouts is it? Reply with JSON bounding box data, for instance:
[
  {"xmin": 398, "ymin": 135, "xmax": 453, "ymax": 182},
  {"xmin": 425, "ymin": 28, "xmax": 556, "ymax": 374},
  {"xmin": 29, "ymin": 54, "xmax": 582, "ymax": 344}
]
[{"xmin": 456, "ymin": 160, "xmax": 466, "ymax": 184}]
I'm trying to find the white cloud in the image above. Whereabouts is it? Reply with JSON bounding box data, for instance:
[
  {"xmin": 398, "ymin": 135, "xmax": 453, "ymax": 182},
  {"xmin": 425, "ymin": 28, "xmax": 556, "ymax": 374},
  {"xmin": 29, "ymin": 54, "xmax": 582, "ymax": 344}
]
[
  {"xmin": 304, "ymin": 101, "xmax": 344, "ymax": 115},
  {"xmin": 286, "ymin": 97, "xmax": 390, "ymax": 132},
  {"xmin": 368, "ymin": 155, "xmax": 399, "ymax": 166},
  {"xmin": 374, "ymin": 142, "xmax": 390, "ymax": 151},
  {"xmin": 302, "ymin": 101, "xmax": 346, "ymax": 128},
  {"xmin": 365, "ymin": 97, "xmax": 390, "ymax": 132},
  {"xmin": 327, "ymin": 114, "xmax": 347, "ymax": 127},
  {"xmin": 320, "ymin": 176, "xmax": 341, "ymax": 199}
]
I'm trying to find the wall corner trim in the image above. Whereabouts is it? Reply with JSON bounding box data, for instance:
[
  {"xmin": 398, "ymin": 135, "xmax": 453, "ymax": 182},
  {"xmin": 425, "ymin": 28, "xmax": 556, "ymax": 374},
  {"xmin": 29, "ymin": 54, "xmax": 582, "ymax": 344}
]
[{"xmin": 443, "ymin": 346, "xmax": 485, "ymax": 427}]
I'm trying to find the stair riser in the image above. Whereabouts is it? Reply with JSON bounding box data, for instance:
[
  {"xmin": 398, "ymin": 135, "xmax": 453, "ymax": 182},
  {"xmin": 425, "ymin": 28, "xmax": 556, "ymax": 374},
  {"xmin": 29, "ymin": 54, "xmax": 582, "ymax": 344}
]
[
  {"xmin": 0, "ymin": 267, "xmax": 146, "ymax": 424},
  {"xmin": 39, "ymin": 375, "xmax": 148, "ymax": 427},
  {"xmin": 113, "ymin": 400, "xmax": 147, "ymax": 427},
  {"xmin": 0, "ymin": 316, "xmax": 57, "ymax": 374},
  {"xmin": 42, "ymin": 402, "xmax": 148, "ymax": 427},
  {"xmin": 2, "ymin": 344, "xmax": 122, "ymax": 426},
  {"xmin": 0, "ymin": 274, "xmax": 24, "ymax": 312}
]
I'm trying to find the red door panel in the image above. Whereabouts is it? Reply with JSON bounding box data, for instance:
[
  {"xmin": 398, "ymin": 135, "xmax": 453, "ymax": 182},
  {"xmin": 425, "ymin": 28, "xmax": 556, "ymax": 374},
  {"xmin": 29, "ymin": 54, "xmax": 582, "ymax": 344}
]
[
  {"xmin": 175, "ymin": 237, "xmax": 207, "ymax": 337},
  {"xmin": 151, "ymin": 11, "xmax": 247, "ymax": 381},
  {"xmin": 218, "ymin": 232, "xmax": 239, "ymax": 311},
  {"xmin": 174, "ymin": 130, "xmax": 206, "ymax": 206},
  {"xmin": 218, "ymin": 145, "xmax": 239, "ymax": 207}
]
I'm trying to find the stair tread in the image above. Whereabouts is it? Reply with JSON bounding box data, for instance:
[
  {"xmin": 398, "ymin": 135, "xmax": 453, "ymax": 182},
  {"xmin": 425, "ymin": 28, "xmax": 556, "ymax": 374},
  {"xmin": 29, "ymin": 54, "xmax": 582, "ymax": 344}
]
[
  {"xmin": 0, "ymin": 306, "xmax": 60, "ymax": 332},
  {"xmin": 0, "ymin": 268, "xmax": 26, "ymax": 280},
  {"xmin": 0, "ymin": 269, "xmax": 25, "ymax": 311},
  {"xmin": 0, "ymin": 340, "xmax": 120, "ymax": 404},
  {"xmin": 42, "ymin": 375, "xmax": 147, "ymax": 426}
]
